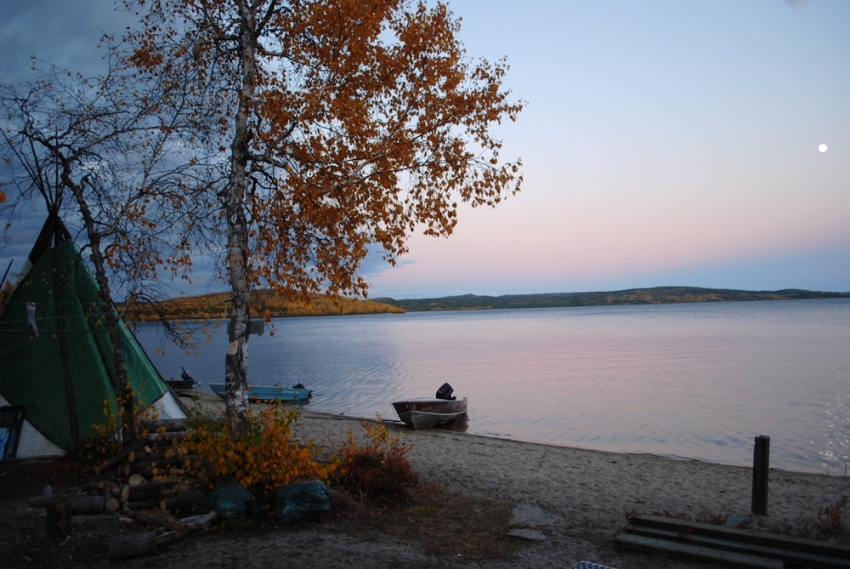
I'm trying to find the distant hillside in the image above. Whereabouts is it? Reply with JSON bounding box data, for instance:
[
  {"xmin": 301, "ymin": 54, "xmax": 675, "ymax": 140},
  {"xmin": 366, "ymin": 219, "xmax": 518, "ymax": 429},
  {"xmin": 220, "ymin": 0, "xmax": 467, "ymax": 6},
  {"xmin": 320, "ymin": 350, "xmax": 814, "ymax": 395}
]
[
  {"xmin": 374, "ymin": 286, "xmax": 850, "ymax": 312},
  {"xmin": 121, "ymin": 289, "xmax": 404, "ymax": 321}
]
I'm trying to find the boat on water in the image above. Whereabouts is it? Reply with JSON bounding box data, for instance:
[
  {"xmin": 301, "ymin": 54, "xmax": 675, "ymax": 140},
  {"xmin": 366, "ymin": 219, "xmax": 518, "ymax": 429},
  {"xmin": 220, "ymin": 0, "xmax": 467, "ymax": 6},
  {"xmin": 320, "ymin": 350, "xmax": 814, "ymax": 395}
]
[
  {"xmin": 392, "ymin": 383, "xmax": 467, "ymax": 430},
  {"xmin": 209, "ymin": 382, "xmax": 312, "ymax": 402}
]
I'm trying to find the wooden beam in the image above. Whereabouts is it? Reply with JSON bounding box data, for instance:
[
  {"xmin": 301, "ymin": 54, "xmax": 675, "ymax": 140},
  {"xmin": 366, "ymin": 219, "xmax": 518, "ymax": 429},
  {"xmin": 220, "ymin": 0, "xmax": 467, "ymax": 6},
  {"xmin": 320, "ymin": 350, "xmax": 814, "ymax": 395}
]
[
  {"xmin": 629, "ymin": 515, "xmax": 850, "ymax": 559},
  {"xmin": 624, "ymin": 525, "xmax": 850, "ymax": 569},
  {"xmin": 615, "ymin": 532, "xmax": 784, "ymax": 569}
]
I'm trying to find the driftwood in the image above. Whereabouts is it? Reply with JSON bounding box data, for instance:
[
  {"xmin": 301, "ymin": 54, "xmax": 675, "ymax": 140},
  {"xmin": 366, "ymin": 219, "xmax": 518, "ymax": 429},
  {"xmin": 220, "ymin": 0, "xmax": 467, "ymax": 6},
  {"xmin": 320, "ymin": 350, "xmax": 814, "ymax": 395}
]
[
  {"xmin": 108, "ymin": 532, "xmax": 157, "ymax": 559},
  {"xmin": 180, "ymin": 511, "xmax": 218, "ymax": 531}
]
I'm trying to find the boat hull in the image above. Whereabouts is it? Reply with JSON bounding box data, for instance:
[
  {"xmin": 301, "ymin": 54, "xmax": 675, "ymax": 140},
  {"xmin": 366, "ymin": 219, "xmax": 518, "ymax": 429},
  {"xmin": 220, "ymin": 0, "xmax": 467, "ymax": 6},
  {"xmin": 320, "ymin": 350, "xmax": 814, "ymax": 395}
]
[
  {"xmin": 165, "ymin": 379, "xmax": 197, "ymax": 393},
  {"xmin": 209, "ymin": 383, "xmax": 312, "ymax": 402},
  {"xmin": 392, "ymin": 398, "xmax": 468, "ymax": 430}
]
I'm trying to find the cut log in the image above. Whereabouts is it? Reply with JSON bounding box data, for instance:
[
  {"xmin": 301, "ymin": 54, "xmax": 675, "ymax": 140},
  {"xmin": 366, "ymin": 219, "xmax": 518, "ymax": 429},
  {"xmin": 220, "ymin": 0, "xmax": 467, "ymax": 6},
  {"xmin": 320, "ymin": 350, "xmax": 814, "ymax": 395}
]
[
  {"xmin": 161, "ymin": 490, "xmax": 208, "ymax": 514},
  {"xmin": 140, "ymin": 418, "xmax": 186, "ymax": 432},
  {"xmin": 130, "ymin": 509, "xmax": 190, "ymax": 537},
  {"xmin": 104, "ymin": 495, "xmax": 121, "ymax": 513},
  {"xmin": 151, "ymin": 431, "xmax": 188, "ymax": 443},
  {"xmin": 127, "ymin": 473, "xmax": 147, "ymax": 486},
  {"xmin": 28, "ymin": 494, "xmax": 103, "ymax": 515},
  {"xmin": 121, "ymin": 481, "xmax": 167, "ymax": 503},
  {"xmin": 123, "ymin": 499, "xmax": 160, "ymax": 512},
  {"xmin": 156, "ymin": 531, "xmax": 181, "ymax": 545},
  {"xmin": 108, "ymin": 532, "xmax": 157, "ymax": 559},
  {"xmin": 69, "ymin": 495, "xmax": 104, "ymax": 515},
  {"xmin": 94, "ymin": 439, "xmax": 149, "ymax": 475},
  {"xmin": 120, "ymin": 459, "xmax": 174, "ymax": 477},
  {"xmin": 127, "ymin": 450, "xmax": 163, "ymax": 463}
]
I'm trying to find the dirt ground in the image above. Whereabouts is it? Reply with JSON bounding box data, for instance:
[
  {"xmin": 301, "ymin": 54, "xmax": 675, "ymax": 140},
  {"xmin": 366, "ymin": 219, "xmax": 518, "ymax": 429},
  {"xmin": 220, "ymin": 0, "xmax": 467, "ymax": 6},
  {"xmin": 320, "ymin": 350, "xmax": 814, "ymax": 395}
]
[{"xmin": 2, "ymin": 394, "xmax": 848, "ymax": 569}]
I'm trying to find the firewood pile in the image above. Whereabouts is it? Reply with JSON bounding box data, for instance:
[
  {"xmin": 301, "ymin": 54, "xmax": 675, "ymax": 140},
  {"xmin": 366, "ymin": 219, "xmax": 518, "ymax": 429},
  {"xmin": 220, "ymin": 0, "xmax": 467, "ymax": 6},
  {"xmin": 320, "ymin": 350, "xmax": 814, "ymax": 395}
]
[{"xmin": 27, "ymin": 418, "xmax": 219, "ymax": 559}]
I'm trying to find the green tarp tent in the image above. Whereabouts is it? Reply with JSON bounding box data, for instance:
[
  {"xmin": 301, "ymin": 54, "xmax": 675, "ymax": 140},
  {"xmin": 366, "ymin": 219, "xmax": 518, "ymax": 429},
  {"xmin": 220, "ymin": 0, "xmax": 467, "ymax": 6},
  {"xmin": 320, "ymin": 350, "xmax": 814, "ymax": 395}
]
[{"xmin": 0, "ymin": 216, "xmax": 185, "ymax": 457}]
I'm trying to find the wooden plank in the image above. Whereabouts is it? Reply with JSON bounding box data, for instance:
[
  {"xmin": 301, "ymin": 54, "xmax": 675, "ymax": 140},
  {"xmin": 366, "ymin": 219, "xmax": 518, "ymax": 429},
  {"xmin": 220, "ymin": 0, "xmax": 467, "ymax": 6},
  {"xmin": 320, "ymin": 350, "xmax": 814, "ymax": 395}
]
[
  {"xmin": 625, "ymin": 525, "xmax": 850, "ymax": 569},
  {"xmin": 615, "ymin": 532, "xmax": 785, "ymax": 569},
  {"xmin": 630, "ymin": 515, "xmax": 850, "ymax": 558}
]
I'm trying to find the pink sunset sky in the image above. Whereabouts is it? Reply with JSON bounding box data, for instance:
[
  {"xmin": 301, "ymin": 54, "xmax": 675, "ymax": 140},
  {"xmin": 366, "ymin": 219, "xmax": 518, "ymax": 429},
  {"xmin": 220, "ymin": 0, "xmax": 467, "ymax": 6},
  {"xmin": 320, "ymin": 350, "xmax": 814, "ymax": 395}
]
[
  {"xmin": 364, "ymin": 0, "xmax": 849, "ymax": 298},
  {"xmin": 1, "ymin": 0, "xmax": 848, "ymax": 299}
]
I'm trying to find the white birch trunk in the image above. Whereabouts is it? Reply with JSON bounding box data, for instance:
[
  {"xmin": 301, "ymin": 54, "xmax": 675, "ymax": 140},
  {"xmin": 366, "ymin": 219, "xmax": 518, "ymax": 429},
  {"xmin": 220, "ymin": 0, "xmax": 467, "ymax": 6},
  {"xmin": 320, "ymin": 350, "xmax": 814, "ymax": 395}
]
[{"xmin": 223, "ymin": 0, "xmax": 259, "ymax": 424}]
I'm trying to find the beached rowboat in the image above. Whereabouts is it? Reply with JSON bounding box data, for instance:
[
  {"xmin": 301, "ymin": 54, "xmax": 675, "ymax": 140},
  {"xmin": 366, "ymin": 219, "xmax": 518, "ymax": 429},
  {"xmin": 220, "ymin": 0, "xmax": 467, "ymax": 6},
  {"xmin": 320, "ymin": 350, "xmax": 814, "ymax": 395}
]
[
  {"xmin": 209, "ymin": 382, "xmax": 312, "ymax": 402},
  {"xmin": 391, "ymin": 397, "xmax": 468, "ymax": 430}
]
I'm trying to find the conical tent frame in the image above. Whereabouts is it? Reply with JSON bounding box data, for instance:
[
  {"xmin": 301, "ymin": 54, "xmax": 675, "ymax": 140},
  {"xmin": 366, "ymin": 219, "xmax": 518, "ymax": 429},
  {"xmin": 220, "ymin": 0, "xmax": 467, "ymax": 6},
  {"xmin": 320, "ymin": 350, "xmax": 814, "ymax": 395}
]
[{"xmin": 0, "ymin": 213, "xmax": 177, "ymax": 454}]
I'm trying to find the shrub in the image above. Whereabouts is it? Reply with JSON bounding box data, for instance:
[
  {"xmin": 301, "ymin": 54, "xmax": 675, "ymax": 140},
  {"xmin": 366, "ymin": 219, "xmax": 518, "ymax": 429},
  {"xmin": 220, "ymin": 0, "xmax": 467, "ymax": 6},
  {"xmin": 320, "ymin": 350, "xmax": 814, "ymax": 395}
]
[
  {"xmin": 183, "ymin": 404, "xmax": 334, "ymax": 499},
  {"xmin": 331, "ymin": 420, "xmax": 417, "ymax": 502}
]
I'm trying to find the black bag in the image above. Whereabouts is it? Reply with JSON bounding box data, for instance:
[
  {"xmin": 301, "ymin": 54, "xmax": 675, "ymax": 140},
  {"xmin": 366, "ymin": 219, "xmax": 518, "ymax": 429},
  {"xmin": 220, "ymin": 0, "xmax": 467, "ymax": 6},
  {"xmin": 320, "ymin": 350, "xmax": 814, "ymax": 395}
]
[
  {"xmin": 435, "ymin": 383, "xmax": 455, "ymax": 400},
  {"xmin": 208, "ymin": 476, "xmax": 259, "ymax": 520},
  {"xmin": 272, "ymin": 480, "xmax": 331, "ymax": 524}
]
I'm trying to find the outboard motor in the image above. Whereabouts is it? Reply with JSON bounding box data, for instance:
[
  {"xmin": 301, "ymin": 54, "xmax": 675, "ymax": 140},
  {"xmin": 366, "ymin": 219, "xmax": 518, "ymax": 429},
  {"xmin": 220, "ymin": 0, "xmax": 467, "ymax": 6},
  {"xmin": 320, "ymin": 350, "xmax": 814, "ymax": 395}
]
[
  {"xmin": 181, "ymin": 367, "xmax": 194, "ymax": 382},
  {"xmin": 435, "ymin": 383, "xmax": 456, "ymax": 401}
]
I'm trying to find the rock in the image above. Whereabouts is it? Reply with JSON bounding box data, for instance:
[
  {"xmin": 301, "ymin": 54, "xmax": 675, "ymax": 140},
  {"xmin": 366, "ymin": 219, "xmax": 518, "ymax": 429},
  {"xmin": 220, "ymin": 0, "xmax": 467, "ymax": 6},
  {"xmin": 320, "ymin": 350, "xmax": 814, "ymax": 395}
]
[{"xmin": 507, "ymin": 528, "xmax": 548, "ymax": 541}]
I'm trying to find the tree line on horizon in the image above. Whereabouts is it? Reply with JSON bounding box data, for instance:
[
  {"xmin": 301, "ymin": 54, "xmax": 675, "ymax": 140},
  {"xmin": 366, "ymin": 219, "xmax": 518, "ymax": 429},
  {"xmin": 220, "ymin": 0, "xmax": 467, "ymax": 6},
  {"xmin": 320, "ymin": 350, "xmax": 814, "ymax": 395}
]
[
  {"xmin": 376, "ymin": 286, "xmax": 850, "ymax": 311},
  {"xmin": 120, "ymin": 289, "xmax": 403, "ymax": 321}
]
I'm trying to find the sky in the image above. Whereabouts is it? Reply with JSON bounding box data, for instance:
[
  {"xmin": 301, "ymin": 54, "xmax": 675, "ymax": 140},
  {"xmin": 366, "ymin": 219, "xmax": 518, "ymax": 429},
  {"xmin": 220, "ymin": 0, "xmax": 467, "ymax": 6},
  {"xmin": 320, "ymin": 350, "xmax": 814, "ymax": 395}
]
[{"xmin": 1, "ymin": 0, "xmax": 848, "ymax": 299}]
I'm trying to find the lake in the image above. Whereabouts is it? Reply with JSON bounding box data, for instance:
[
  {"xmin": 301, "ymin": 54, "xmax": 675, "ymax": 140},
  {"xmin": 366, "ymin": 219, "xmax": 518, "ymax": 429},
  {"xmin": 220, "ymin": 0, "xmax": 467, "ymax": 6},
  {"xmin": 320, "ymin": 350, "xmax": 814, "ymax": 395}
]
[{"xmin": 136, "ymin": 298, "xmax": 850, "ymax": 475}]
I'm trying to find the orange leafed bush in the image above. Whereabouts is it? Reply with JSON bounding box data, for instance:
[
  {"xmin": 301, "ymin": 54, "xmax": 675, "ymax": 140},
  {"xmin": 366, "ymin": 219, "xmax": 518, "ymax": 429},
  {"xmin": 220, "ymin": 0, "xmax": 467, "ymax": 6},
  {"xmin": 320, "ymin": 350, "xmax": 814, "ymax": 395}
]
[{"xmin": 183, "ymin": 405, "xmax": 334, "ymax": 497}]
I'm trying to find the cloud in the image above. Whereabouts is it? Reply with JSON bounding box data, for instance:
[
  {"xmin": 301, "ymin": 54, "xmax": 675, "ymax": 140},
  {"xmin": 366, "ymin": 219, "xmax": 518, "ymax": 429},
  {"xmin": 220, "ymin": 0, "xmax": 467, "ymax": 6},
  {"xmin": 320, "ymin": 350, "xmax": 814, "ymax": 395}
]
[{"xmin": 0, "ymin": 0, "xmax": 135, "ymax": 84}]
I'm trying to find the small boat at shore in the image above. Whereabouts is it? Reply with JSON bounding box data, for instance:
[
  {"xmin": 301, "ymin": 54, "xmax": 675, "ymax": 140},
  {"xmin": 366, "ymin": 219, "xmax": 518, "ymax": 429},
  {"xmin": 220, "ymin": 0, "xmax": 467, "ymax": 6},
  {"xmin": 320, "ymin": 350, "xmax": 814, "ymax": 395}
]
[
  {"xmin": 166, "ymin": 367, "xmax": 200, "ymax": 395},
  {"xmin": 209, "ymin": 382, "xmax": 312, "ymax": 402},
  {"xmin": 392, "ymin": 383, "xmax": 467, "ymax": 430}
]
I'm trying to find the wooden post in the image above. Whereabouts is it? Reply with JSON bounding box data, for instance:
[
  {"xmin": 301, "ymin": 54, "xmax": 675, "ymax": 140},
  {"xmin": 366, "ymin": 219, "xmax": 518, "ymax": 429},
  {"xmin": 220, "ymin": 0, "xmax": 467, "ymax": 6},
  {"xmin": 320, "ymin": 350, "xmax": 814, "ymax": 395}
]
[
  {"xmin": 751, "ymin": 435, "xmax": 770, "ymax": 515},
  {"xmin": 45, "ymin": 499, "xmax": 71, "ymax": 540}
]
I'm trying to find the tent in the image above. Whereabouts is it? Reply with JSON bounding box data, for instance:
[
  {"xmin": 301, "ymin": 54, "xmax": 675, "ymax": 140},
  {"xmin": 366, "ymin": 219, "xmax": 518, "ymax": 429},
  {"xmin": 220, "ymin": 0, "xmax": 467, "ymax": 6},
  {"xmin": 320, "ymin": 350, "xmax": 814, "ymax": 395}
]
[{"xmin": 0, "ymin": 215, "xmax": 186, "ymax": 458}]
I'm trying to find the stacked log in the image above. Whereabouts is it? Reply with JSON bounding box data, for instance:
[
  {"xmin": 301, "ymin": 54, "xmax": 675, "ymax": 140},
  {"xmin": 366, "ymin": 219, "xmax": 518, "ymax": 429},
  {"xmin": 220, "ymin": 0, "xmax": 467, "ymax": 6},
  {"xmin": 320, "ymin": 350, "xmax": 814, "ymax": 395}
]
[{"xmin": 27, "ymin": 421, "xmax": 218, "ymax": 558}]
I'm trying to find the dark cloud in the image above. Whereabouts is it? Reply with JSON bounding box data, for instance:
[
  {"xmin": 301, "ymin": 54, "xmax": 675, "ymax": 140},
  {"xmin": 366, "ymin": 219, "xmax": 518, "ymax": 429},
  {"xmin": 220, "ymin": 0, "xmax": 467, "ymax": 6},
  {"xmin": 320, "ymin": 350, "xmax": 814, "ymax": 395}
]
[{"xmin": 0, "ymin": 0, "xmax": 136, "ymax": 84}]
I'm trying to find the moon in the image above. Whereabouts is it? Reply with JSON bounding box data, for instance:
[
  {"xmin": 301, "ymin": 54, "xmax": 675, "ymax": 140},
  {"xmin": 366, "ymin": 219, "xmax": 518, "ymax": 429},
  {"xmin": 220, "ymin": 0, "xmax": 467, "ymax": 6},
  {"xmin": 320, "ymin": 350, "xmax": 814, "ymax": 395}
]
[{"xmin": 818, "ymin": 144, "xmax": 828, "ymax": 153}]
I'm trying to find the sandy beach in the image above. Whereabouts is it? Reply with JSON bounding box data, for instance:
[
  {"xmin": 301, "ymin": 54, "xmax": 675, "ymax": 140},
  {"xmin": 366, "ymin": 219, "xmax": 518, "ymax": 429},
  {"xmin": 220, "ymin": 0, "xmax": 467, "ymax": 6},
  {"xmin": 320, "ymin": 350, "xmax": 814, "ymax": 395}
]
[
  {"xmin": 175, "ymin": 391, "xmax": 850, "ymax": 569},
  {"xmin": 2, "ymin": 391, "xmax": 848, "ymax": 569}
]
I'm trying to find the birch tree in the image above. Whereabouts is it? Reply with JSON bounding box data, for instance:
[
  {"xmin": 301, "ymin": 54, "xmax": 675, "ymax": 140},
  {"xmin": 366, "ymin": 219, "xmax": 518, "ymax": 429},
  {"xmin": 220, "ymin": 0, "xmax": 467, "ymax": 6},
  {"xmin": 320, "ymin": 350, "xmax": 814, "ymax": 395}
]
[{"xmin": 128, "ymin": 0, "xmax": 524, "ymax": 423}]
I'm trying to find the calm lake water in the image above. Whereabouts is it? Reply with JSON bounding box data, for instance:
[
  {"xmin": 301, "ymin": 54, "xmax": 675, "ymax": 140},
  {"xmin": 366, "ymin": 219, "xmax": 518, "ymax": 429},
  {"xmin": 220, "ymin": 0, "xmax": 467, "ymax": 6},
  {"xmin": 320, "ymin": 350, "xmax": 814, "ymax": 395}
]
[{"xmin": 136, "ymin": 298, "xmax": 850, "ymax": 475}]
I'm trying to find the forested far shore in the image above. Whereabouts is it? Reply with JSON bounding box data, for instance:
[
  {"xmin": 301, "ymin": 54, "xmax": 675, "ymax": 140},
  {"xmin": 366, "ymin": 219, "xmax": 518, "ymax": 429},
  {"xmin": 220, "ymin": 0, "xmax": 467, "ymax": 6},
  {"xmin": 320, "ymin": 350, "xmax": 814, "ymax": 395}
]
[
  {"xmin": 375, "ymin": 286, "xmax": 850, "ymax": 312},
  {"xmin": 113, "ymin": 286, "xmax": 850, "ymax": 320},
  {"xmin": 119, "ymin": 289, "xmax": 404, "ymax": 320}
]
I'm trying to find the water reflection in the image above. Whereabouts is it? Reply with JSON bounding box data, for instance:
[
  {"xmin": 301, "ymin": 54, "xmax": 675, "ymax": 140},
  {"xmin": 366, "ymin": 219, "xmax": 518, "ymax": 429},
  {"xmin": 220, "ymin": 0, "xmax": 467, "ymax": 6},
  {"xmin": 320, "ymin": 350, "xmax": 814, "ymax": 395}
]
[{"xmin": 136, "ymin": 299, "xmax": 850, "ymax": 474}]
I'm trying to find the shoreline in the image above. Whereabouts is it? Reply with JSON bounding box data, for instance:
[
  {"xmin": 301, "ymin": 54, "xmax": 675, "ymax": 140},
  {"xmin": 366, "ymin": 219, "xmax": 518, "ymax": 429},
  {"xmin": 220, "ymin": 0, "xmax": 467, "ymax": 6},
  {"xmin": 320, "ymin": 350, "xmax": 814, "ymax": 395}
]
[
  {"xmin": 189, "ymin": 391, "xmax": 850, "ymax": 542},
  {"xmin": 189, "ymin": 390, "xmax": 839, "ymax": 477}
]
